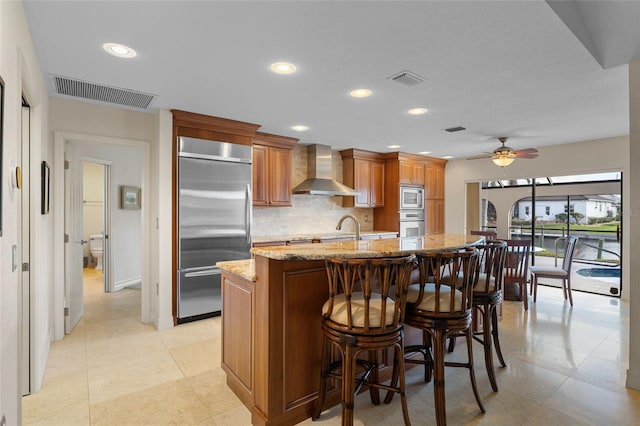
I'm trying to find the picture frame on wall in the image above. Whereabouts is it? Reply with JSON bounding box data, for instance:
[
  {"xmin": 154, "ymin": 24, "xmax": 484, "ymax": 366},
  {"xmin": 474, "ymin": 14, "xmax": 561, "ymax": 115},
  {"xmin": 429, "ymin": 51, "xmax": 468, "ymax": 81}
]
[
  {"xmin": 120, "ymin": 185, "xmax": 141, "ymax": 210},
  {"xmin": 0, "ymin": 76, "xmax": 4, "ymax": 235},
  {"xmin": 41, "ymin": 161, "xmax": 50, "ymax": 214}
]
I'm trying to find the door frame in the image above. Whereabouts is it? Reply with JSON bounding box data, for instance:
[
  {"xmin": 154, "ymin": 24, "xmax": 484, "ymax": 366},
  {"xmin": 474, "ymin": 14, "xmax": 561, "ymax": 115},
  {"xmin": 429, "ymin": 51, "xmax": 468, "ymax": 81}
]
[
  {"xmin": 20, "ymin": 103, "xmax": 31, "ymax": 395},
  {"xmin": 53, "ymin": 131, "xmax": 151, "ymax": 340}
]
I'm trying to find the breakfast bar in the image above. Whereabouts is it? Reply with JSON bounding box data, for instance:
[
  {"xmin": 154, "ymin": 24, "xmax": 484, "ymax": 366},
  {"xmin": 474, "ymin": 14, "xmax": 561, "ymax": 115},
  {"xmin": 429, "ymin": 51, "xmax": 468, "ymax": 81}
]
[{"xmin": 218, "ymin": 234, "xmax": 481, "ymax": 426}]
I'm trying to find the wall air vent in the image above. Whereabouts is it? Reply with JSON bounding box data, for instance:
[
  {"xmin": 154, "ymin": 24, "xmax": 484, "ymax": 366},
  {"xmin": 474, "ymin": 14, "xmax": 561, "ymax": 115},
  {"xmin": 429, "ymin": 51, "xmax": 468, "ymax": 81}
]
[
  {"xmin": 49, "ymin": 74, "xmax": 156, "ymax": 110},
  {"xmin": 444, "ymin": 126, "xmax": 466, "ymax": 133},
  {"xmin": 387, "ymin": 70, "xmax": 426, "ymax": 87}
]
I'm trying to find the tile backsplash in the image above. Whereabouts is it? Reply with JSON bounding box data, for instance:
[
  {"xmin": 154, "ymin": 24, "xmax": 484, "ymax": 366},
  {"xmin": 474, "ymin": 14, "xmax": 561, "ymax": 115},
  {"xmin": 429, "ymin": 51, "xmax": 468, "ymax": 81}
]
[{"xmin": 252, "ymin": 145, "xmax": 374, "ymax": 237}]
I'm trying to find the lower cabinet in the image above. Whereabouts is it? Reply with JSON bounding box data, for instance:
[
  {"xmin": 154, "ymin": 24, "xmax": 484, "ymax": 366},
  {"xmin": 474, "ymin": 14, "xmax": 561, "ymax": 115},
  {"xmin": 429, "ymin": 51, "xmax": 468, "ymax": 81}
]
[{"xmin": 221, "ymin": 271, "xmax": 255, "ymax": 408}]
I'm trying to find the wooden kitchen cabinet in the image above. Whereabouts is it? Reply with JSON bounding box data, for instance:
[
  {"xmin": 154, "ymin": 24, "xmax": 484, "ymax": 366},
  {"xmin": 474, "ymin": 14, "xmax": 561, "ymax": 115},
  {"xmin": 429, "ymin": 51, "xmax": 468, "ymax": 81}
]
[
  {"xmin": 221, "ymin": 270, "xmax": 255, "ymax": 408},
  {"xmin": 340, "ymin": 149, "xmax": 385, "ymax": 208},
  {"xmin": 252, "ymin": 132, "xmax": 298, "ymax": 207},
  {"xmin": 424, "ymin": 160, "xmax": 446, "ymax": 233},
  {"xmin": 425, "ymin": 163, "xmax": 445, "ymax": 199},
  {"xmin": 399, "ymin": 160, "xmax": 425, "ymax": 186},
  {"xmin": 426, "ymin": 199, "xmax": 445, "ymax": 234}
]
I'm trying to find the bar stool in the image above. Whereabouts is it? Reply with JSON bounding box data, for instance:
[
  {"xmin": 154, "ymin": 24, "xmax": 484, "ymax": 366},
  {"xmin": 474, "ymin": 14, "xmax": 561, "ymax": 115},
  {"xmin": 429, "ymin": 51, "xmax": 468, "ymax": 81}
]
[
  {"xmin": 448, "ymin": 241, "xmax": 508, "ymax": 391},
  {"xmin": 404, "ymin": 249, "xmax": 484, "ymax": 426},
  {"xmin": 313, "ymin": 255, "xmax": 415, "ymax": 426}
]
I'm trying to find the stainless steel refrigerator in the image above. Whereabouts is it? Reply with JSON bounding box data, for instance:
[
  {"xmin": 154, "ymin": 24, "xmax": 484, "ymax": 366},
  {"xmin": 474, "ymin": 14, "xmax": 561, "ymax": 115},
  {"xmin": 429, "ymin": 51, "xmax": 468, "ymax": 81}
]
[{"xmin": 177, "ymin": 136, "xmax": 252, "ymax": 322}]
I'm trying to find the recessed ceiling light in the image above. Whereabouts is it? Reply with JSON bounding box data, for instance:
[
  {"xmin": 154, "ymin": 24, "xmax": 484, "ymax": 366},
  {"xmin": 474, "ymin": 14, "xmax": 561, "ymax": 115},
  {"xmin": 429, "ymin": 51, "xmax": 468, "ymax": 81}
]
[
  {"xmin": 408, "ymin": 108, "xmax": 428, "ymax": 115},
  {"xmin": 102, "ymin": 43, "xmax": 137, "ymax": 58},
  {"xmin": 291, "ymin": 125, "xmax": 308, "ymax": 131},
  {"xmin": 442, "ymin": 155, "xmax": 454, "ymax": 159},
  {"xmin": 387, "ymin": 144, "xmax": 401, "ymax": 149},
  {"xmin": 271, "ymin": 62, "xmax": 296, "ymax": 74},
  {"xmin": 419, "ymin": 151, "xmax": 431, "ymax": 155},
  {"xmin": 350, "ymin": 89, "xmax": 372, "ymax": 98}
]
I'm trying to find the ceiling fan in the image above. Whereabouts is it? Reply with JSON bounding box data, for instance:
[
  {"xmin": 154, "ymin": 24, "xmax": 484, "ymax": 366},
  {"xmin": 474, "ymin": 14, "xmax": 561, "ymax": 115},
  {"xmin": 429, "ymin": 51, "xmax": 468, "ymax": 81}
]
[{"xmin": 467, "ymin": 137, "xmax": 539, "ymax": 167}]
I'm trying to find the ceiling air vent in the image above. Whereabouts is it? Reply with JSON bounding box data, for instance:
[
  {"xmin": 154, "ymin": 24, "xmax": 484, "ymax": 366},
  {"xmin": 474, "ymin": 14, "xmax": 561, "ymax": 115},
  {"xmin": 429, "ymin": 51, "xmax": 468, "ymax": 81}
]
[
  {"xmin": 387, "ymin": 70, "xmax": 426, "ymax": 87},
  {"xmin": 444, "ymin": 126, "xmax": 466, "ymax": 133},
  {"xmin": 49, "ymin": 74, "xmax": 156, "ymax": 110}
]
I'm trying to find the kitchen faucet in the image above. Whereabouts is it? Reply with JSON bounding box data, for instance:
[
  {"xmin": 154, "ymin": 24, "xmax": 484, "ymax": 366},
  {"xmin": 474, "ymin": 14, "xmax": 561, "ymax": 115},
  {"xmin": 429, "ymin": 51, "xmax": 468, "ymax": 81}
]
[{"xmin": 336, "ymin": 214, "xmax": 361, "ymax": 241}]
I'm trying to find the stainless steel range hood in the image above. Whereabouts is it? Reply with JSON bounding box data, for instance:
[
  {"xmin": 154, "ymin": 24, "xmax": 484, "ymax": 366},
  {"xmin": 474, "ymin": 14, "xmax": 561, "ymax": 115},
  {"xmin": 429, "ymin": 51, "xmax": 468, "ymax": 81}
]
[{"xmin": 292, "ymin": 144, "xmax": 360, "ymax": 196}]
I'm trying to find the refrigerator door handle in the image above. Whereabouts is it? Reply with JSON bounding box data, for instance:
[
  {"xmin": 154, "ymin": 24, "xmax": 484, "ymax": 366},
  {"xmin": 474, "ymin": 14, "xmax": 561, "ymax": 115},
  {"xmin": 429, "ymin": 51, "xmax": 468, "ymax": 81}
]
[
  {"xmin": 245, "ymin": 184, "xmax": 252, "ymax": 245},
  {"xmin": 184, "ymin": 267, "xmax": 220, "ymax": 278}
]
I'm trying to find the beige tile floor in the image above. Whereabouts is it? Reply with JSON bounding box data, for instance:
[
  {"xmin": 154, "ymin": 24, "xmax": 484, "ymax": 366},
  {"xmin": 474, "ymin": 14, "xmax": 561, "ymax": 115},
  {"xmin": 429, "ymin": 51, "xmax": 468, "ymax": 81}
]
[{"xmin": 22, "ymin": 268, "xmax": 640, "ymax": 425}]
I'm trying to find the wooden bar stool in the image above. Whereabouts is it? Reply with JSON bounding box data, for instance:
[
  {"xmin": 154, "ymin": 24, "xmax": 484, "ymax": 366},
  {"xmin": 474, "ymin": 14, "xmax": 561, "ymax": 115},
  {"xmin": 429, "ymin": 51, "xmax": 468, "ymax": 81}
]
[
  {"xmin": 313, "ymin": 255, "xmax": 415, "ymax": 426},
  {"xmin": 404, "ymin": 249, "xmax": 485, "ymax": 426},
  {"xmin": 453, "ymin": 241, "xmax": 508, "ymax": 391}
]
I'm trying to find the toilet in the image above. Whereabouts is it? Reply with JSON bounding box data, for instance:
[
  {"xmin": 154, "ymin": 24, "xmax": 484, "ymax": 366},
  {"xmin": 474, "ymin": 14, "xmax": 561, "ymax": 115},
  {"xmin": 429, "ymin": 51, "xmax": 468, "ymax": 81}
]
[{"xmin": 89, "ymin": 234, "xmax": 104, "ymax": 270}]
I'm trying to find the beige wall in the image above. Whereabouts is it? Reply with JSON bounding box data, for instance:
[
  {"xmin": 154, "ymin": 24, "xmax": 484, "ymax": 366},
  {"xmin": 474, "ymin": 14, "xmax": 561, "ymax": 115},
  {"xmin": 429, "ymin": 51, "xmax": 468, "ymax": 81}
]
[{"xmin": 1, "ymin": 0, "xmax": 51, "ymax": 420}]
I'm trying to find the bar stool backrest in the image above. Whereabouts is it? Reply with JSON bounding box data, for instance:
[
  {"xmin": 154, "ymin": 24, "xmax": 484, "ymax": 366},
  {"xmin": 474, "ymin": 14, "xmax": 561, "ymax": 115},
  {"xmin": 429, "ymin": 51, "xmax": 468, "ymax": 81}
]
[
  {"xmin": 323, "ymin": 255, "xmax": 415, "ymax": 333},
  {"xmin": 409, "ymin": 249, "xmax": 479, "ymax": 314},
  {"xmin": 474, "ymin": 241, "xmax": 508, "ymax": 294}
]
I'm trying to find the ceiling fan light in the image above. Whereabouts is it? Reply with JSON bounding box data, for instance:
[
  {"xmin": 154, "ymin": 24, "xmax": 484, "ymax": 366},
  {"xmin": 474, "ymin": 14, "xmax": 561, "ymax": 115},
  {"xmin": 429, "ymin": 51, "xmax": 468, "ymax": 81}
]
[{"xmin": 492, "ymin": 156, "xmax": 515, "ymax": 167}]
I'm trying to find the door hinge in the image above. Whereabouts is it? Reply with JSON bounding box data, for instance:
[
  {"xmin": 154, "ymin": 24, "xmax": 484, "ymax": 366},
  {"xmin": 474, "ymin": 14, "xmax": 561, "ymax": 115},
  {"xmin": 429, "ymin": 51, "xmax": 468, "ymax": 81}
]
[
  {"xmin": 64, "ymin": 307, "xmax": 69, "ymax": 317},
  {"xmin": 22, "ymin": 262, "xmax": 29, "ymax": 272},
  {"xmin": 64, "ymin": 160, "xmax": 70, "ymax": 170},
  {"xmin": 64, "ymin": 233, "xmax": 69, "ymax": 243}
]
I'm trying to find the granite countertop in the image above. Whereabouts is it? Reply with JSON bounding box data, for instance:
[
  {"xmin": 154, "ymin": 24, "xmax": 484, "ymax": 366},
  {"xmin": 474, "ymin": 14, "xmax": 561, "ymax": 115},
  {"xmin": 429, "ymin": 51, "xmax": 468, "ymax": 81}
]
[
  {"xmin": 217, "ymin": 259, "xmax": 256, "ymax": 282},
  {"xmin": 252, "ymin": 230, "xmax": 398, "ymax": 244},
  {"xmin": 251, "ymin": 234, "xmax": 482, "ymax": 261}
]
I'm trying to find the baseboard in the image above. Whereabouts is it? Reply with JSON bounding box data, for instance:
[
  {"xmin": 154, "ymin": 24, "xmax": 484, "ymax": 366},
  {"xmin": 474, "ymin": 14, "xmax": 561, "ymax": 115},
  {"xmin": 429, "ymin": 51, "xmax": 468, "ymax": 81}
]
[
  {"xmin": 155, "ymin": 315, "xmax": 174, "ymax": 331},
  {"xmin": 626, "ymin": 368, "xmax": 640, "ymax": 390},
  {"xmin": 113, "ymin": 276, "xmax": 142, "ymax": 291}
]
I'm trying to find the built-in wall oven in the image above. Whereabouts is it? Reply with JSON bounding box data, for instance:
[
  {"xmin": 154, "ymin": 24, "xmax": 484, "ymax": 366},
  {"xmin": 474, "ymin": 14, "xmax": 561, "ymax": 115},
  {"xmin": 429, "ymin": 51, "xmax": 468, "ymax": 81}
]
[
  {"xmin": 399, "ymin": 210, "xmax": 425, "ymax": 237},
  {"xmin": 400, "ymin": 185, "xmax": 424, "ymax": 210}
]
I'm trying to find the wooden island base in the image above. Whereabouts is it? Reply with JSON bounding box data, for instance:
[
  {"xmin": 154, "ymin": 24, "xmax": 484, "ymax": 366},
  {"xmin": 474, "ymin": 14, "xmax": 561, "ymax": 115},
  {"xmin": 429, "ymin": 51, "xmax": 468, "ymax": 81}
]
[{"xmin": 220, "ymin": 235, "xmax": 481, "ymax": 425}]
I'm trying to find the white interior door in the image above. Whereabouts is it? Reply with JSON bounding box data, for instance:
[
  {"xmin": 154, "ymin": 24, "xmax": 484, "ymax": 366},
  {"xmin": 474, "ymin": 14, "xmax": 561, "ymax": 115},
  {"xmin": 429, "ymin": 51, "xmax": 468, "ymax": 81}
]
[
  {"xmin": 103, "ymin": 164, "xmax": 112, "ymax": 292},
  {"xmin": 64, "ymin": 142, "xmax": 84, "ymax": 334}
]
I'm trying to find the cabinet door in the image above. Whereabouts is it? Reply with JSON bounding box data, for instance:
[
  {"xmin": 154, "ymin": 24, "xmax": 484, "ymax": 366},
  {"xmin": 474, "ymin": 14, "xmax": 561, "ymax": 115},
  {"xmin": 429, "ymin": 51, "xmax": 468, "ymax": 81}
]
[
  {"xmin": 268, "ymin": 147, "xmax": 292, "ymax": 206},
  {"xmin": 399, "ymin": 161, "xmax": 412, "ymax": 184},
  {"xmin": 252, "ymin": 145, "xmax": 268, "ymax": 206},
  {"xmin": 353, "ymin": 159, "xmax": 372, "ymax": 207},
  {"xmin": 370, "ymin": 161, "xmax": 385, "ymax": 207},
  {"xmin": 425, "ymin": 165, "xmax": 444, "ymax": 199},
  {"xmin": 426, "ymin": 199, "xmax": 445, "ymax": 234},
  {"xmin": 412, "ymin": 162, "xmax": 425, "ymax": 185},
  {"xmin": 221, "ymin": 272, "xmax": 254, "ymax": 402}
]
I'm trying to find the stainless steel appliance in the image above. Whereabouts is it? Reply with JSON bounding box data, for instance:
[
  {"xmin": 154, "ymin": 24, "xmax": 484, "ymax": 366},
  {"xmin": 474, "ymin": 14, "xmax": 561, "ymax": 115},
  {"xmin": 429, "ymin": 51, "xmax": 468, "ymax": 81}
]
[
  {"xmin": 400, "ymin": 185, "xmax": 424, "ymax": 209},
  {"xmin": 177, "ymin": 136, "xmax": 252, "ymax": 322},
  {"xmin": 399, "ymin": 209, "xmax": 425, "ymax": 237}
]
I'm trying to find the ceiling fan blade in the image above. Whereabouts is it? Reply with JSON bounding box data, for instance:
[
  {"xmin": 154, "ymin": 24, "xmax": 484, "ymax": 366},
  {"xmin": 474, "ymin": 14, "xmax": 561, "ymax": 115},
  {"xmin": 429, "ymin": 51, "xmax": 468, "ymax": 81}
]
[
  {"xmin": 466, "ymin": 153, "xmax": 493, "ymax": 160},
  {"xmin": 513, "ymin": 148, "xmax": 539, "ymax": 159}
]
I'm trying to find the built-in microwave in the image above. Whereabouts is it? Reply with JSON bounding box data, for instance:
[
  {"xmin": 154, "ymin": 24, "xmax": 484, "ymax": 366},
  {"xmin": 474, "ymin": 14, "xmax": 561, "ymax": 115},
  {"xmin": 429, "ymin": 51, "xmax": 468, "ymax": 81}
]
[{"xmin": 400, "ymin": 185, "xmax": 424, "ymax": 209}]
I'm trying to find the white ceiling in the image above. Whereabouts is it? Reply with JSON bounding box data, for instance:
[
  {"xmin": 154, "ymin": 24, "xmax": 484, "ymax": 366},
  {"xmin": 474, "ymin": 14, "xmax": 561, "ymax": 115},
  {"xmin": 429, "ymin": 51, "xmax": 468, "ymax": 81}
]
[{"xmin": 22, "ymin": 1, "xmax": 640, "ymax": 159}]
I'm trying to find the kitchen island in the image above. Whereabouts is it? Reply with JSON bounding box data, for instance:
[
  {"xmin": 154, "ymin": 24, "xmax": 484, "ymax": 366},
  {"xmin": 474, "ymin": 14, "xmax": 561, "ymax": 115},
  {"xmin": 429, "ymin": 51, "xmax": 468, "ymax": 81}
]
[{"xmin": 218, "ymin": 234, "xmax": 481, "ymax": 426}]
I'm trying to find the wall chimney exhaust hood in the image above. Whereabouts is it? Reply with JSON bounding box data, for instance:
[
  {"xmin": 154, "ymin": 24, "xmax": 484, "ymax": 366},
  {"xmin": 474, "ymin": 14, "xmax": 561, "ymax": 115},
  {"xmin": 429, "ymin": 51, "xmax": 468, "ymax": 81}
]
[{"xmin": 292, "ymin": 144, "xmax": 360, "ymax": 196}]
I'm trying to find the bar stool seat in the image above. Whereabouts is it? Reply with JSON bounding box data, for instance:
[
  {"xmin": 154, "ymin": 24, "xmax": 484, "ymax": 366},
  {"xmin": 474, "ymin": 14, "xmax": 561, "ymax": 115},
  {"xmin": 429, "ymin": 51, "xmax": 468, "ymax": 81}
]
[{"xmin": 313, "ymin": 255, "xmax": 415, "ymax": 426}]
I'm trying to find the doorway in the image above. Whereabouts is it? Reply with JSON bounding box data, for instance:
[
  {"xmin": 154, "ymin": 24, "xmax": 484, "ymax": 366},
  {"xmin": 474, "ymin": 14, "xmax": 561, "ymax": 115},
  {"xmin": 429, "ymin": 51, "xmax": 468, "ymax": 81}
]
[
  {"xmin": 479, "ymin": 172, "xmax": 622, "ymax": 298},
  {"xmin": 53, "ymin": 132, "xmax": 151, "ymax": 341},
  {"xmin": 82, "ymin": 161, "xmax": 111, "ymax": 293}
]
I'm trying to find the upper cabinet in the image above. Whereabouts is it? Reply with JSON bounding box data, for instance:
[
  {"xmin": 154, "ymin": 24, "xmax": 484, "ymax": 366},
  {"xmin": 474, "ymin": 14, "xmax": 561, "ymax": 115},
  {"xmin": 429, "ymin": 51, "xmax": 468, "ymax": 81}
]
[
  {"xmin": 425, "ymin": 162, "xmax": 445, "ymax": 200},
  {"xmin": 424, "ymin": 159, "xmax": 447, "ymax": 233},
  {"xmin": 399, "ymin": 160, "xmax": 425, "ymax": 186},
  {"xmin": 340, "ymin": 149, "xmax": 385, "ymax": 208},
  {"xmin": 252, "ymin": 132, "xmax": 298, "ymax": 207}
]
